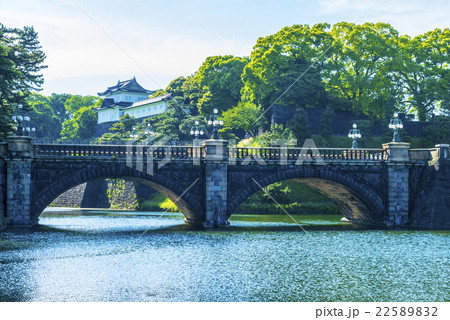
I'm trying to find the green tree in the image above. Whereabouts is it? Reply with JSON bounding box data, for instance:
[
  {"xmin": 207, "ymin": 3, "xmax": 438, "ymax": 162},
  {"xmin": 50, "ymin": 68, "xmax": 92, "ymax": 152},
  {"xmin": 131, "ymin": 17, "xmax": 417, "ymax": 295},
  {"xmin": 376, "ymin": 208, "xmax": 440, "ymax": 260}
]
[
  {"xmin": 61, "ymin": 99, "xmax": 100, "ymax": 139},
  {"xmin": 422, "ymin": 116, "xmax": 450, "ymax": 146},
  {"xmin": 320, "ymin": 106, "xmax": 335, "ymax": 140},
  {"xmin": 181, "ymin": 75, "xmax": 202, "ymax": 113},
  {"xmin": 194, "ymin": 55, "xmax": 248, "ymax": 116},
  {"xmin": 0, "ymin": 41, "xmax": 18, "ymax": 140},
  {"xmin": 324, "ymin": 22, "xmax": 400, "ymax": 118},
  {"xmin": 262, "ymin": 182, "xmax": 291, "ymax": 204},
  {"xmin": 99, "ymin": 114, "xmax": 140, "ymax": 142},
  {"xmin": 151, "ymin": 97, "xmax": 191, "ymax": 140},
  {"xmin": 149, "ymin": 89, "xmax": 166, "ymax": 98},
  {"xmin": 0, "ymin": 24, "xmax": 46, "ymax": 140},
  {"xmin": 259, "ymin": 124, "xmax": 296, "ymax": 147},
  {"xmin": 27, "ymin": 93, "xmax": 62, "ymax": 138},
  {"xmin": 49, "ymin": 93, "xmax": 72, "ymax": 122},
  {"xmin": 221, "ymin": 102, "xmax": 267, "ymax": 137},
  {"xmin": 165, "ymin": 76, "xmax": 186, "ymax": 98},
  {"xmin": 242, "ymin": 23, "xmax": 332, "ymax": 110},
  {"xmin": 64, "ymin": 95, "xmax": 98, "ymax": 116},
  {"xmin": 395, "ymin": 28, "xmax": 450, "ymax": 121},
  {"xmin": 289, "ymin": 107, "xmax": 311, "ymax": 143}
]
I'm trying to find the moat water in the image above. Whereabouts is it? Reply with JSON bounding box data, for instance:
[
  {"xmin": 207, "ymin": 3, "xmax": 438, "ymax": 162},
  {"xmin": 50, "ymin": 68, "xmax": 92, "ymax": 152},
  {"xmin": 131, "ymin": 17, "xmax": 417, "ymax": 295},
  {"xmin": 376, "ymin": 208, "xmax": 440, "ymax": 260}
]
[{"xmin": 0, "ymin": 209, "xmax": 448, "ymax": 302}]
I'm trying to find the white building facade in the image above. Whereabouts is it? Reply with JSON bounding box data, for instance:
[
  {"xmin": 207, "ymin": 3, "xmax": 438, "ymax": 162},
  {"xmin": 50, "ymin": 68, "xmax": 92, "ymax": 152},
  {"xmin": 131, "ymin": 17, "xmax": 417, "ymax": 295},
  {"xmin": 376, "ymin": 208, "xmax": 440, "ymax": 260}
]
[{"xmin": 96, "ymin": 77, "xmax": 170, "ymax": 124}]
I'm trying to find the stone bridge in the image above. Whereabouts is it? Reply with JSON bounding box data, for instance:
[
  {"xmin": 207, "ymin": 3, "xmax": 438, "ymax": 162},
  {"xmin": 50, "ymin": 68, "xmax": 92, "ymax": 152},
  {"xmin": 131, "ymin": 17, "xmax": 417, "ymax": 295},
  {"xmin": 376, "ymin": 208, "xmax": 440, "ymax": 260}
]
[{"xmin": 0, "ymin": 137, "xmax": 449, "ymax": 229}]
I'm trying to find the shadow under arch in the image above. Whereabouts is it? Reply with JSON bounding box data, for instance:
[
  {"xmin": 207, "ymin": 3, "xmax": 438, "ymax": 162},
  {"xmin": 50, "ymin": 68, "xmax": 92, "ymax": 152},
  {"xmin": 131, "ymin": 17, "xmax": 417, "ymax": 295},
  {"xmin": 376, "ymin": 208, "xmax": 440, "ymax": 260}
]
[
  {"xmin": 228, "ymin": 167, "xmax": 385, "ymax": 226},
  {"xmin": 31, "ymin": 165, "xmax": 204, "ymax": 226}
]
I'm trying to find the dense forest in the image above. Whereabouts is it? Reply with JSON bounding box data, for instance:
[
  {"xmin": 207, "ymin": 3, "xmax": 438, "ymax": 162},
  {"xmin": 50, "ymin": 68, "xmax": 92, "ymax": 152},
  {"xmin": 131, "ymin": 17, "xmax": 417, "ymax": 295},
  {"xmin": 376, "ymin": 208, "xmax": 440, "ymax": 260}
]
[{"xmin": 1, "ymin": 22, "xmax": 449, "ymax": 146}]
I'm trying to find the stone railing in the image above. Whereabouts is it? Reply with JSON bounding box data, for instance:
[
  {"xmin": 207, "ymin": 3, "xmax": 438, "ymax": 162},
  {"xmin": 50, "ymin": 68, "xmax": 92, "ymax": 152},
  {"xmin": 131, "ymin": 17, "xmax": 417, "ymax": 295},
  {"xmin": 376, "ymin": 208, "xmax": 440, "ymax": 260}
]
[
  {"xmin": 32, "ymin": 144, "xmax": 203, "ymax": 161},
  {"xmin": 409, "ymin": 148, "xmax": 434, "ymax": 161},
  {"xmin": 228, "ymin": 147, "xmax": 386, "ymax": 162},
  {"xmin": 22, "ymin": 142, "xmax": 450, "ymax": 165}
]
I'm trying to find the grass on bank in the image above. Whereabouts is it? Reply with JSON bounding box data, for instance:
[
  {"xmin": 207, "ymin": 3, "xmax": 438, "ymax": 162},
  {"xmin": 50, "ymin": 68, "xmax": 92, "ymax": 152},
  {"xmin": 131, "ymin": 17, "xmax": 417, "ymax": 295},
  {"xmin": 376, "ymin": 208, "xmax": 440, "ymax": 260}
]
[
  {"xmin": 137, "ymin": 180, "xmax": 338, "ymax": 215},
  {"xmin": 138, "ymin": 192, "xmax": 179, "ymax": 212}
]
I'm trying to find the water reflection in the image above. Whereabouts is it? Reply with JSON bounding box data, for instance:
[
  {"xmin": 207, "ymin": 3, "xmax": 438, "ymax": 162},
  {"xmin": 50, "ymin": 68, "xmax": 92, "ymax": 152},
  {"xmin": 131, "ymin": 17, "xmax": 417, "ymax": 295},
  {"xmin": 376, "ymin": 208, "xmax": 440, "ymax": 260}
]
[{"xmin": 0, "ymin": 211, "xmax": 448, "ymax": 302}]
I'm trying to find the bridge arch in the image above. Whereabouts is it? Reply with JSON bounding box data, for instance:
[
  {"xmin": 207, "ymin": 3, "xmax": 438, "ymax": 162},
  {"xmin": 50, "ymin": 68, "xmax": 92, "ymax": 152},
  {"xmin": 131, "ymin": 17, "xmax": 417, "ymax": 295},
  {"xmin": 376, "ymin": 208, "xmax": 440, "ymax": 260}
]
[
  {"xmin": 228, "ymin": 166, "xmax": 385, "ymax": 225},
  {"xmin": 31, "ymin": 164, "xmax": 204, "ymax": 225}
]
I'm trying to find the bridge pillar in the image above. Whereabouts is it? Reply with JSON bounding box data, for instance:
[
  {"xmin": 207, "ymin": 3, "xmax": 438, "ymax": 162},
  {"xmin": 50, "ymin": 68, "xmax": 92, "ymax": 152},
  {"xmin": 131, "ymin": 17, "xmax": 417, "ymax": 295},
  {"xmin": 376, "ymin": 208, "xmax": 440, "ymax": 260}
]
[
  {"xmin": 383, "ymin": 142, "xmax": 410, "ymax": 226},
  {"xmin": 202, "ymin": 139, "xmax": 229, "ymax": 228},
  {"xmin": 5, "ymin": 136, "xmax": 35, "ymax": 227}
]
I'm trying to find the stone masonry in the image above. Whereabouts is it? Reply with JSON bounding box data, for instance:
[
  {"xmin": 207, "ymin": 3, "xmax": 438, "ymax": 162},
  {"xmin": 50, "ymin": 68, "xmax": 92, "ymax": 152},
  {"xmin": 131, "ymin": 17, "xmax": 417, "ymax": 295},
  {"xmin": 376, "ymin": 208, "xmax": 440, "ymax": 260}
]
[
  {"xmin": 0, "ymin": 137, "xmax": 449, "ymax": 229},
  {"xmin": 203, "ymin": 139, "xmax": 229, "ymax": 227}
]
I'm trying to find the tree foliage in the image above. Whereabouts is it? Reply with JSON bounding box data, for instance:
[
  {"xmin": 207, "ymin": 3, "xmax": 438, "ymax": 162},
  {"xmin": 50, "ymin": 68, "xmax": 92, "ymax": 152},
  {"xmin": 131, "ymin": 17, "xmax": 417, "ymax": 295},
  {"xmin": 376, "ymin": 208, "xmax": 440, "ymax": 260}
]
[
  {"xmin": 151, "ymin": 97, "xmax": 192, "ymax": 141},
  {"xmin": 27, "ymin": 93, "xmax": 61, "ymax": 139},
  {"xmin": 259, "ymin": 124, "xmax": 296, "ymax": 147},
  {"xmin": 242, "ymin": 24, "xmax": 332, "ymax": 109},
  {"xmin": 61, "ymin": 99, "xmax": 100, "ymax": 139},
  {"xmin": 221, "ymin": 102, "xmax": 267, "ymax": 137},
  {"xmin": 323, "ymin": 23, "xmax": 400, "ymax": 118},
  {"xmin": 64, "ymin": 95, "xmax": 98, "ymax": 117},
  {"xmin": 194, "ymin": 55, "xmax": 248, "ymax": 115},
  {"xmin": 395, "ymin": 29, "xmax": 450, "ymax": 120},
  {"xmin": 289, "ymin": 107, "xmax": 311, "ymax": 143},
  {"xmin": 0, "ymin": 24, "xmax": 46, "ymax": 140},
  {"xmin": 320, "ymin": 106, "xmax": 335, "ymax": 139},
  {"xmin": 165, "ymin": 76, "xmax": 186, "ymax": 98}
]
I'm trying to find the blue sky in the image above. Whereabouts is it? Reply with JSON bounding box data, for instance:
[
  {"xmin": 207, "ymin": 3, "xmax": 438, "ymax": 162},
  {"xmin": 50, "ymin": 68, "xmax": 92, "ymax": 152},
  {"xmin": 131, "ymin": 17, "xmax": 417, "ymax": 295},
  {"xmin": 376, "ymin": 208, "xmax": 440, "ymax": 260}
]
[{"xmin": 1, "ymin": 0, "xmax": 449, "ymax": 96}]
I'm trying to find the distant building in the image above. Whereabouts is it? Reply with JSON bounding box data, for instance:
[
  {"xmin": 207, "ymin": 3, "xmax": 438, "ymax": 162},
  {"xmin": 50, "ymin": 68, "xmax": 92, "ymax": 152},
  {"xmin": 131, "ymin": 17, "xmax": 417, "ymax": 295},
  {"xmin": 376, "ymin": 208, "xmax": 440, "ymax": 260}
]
[{"xmin": 96, "ymin": 77, "xmax": 170, "ymax": 124}]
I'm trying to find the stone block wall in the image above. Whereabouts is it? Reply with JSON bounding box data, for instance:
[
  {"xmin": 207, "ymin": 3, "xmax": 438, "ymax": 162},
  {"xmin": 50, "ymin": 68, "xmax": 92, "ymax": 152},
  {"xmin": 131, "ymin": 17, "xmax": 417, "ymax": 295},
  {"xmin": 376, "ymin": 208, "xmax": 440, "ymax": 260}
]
[
  {"xmin": 270, "ymin": 105, "xmax": 431, "ymax": 137},
  {"xmin": 81, "ymin": 180, "xmax": 109, "ymax": 208},
  {"xmin": 204, "ymin": 162, "xmax": 228, "ymax": 227},
  {"xmin": 6, "ymin": 160, "xmax": 33, "ymax": 226},
  {"xmin": 386, "ymin": 166, "xmax": 409, "ymax": 226},
  {"xmin": 50, "ymin": 183, "xmax": 87, "ymax": 207},
  {"xmin": 50, "ymin": 180, "xmax": 155, "ymax": 210},
  {"xmin": 0, "ymin": 160, "xmax": 6, "ymax": 228},
  {"xmin": 410, "ymin": 159, "xmax": 450, "ymax": 228}
]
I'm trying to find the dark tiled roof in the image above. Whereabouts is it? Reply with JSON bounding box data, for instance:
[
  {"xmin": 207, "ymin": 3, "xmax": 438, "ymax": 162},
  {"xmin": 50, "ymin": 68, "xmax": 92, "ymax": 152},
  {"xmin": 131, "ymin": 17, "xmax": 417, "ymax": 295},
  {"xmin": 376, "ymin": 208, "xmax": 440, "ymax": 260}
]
[
  {"xmin": 97, "ymin": 77, "xmax": 154, "ymax": 96},
  {"xmin": 96, "ymin": 100, "xmax": 133, "ymax": 110}
]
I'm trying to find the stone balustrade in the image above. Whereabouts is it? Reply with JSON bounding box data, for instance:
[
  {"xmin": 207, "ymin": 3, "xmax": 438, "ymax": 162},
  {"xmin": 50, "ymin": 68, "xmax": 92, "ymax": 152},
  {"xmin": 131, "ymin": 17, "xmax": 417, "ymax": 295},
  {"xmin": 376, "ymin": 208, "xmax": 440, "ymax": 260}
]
[
  {"xmin": 31, "ymin": 144, "xmax": 202, "ymax": 161},
  {"xmin": 228, "ymin": 147, "xmax": 386, "ymax": 163}
]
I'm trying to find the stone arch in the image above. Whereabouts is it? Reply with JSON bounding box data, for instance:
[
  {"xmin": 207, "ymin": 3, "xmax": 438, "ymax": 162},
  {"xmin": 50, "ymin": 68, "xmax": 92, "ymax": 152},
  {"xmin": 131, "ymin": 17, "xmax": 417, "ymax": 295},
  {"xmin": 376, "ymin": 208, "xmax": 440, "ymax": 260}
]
[
  {"xmin": 228, "ymin": 166, "xmax": 385, "ymax": 225},
  {"xmin": 31, "ymin": 164, "xmax": 204, "ymax": 225}
]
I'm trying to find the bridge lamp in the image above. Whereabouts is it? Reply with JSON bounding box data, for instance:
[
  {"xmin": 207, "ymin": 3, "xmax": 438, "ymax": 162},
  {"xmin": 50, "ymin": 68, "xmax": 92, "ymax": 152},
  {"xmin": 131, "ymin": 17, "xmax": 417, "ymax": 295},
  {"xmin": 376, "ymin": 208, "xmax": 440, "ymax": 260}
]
[
  {"xmin": 389, "ymin": 113, "xmax": 403, "ymax": 143},
  {"xmin": 348, "ymin": 123, "xmax": 361, "ymax": 149},
  {"xmin": 208, "ymin": 108, "xmax": 223, "ymax": 139},
  {"xmin": 190, "ymin": 120, "xmax": 204, "ymax": 142},
  {"xmin": 144, "ymin": 123, "xmax": 153, "ymax": 144},
  {"xmin": 11, "ymin": 104, "xmax": 34, "ymax": 137},
  {"xmin": 130, "ymin": 127, "xmax": 139, "ymax": 141}
]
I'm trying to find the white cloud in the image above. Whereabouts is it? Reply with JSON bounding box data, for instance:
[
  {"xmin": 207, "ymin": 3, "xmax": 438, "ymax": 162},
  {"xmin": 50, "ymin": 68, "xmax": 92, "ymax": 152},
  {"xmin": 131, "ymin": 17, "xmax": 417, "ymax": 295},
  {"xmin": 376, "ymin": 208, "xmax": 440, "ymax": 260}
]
[{"xmin": 1, "ymin": 4, "xmax": 252, "ymax": 95}]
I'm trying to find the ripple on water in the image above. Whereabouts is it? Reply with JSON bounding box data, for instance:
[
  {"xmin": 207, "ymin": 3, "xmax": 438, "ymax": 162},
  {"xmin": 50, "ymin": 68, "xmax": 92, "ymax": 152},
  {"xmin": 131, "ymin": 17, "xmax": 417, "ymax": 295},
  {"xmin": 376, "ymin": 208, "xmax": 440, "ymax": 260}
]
[{"xmin": 0, "ymin": 212, "xmax": 448, "ymax": 302}]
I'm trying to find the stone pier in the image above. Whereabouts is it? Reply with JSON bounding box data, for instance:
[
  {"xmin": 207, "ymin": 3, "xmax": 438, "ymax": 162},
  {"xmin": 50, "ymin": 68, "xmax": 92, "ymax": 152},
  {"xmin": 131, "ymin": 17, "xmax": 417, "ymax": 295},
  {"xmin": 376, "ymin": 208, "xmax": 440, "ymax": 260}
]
[
  {"xmin": 202, "ymin": 139, "xmax": 229, "ymax": 228},
  {"xmin": 5, "ymin": 136, "xmax": 34, "ymax": 226},
  {"xmin": 383, "ymin": 142, "xmax": 411, "ymax": 226}
]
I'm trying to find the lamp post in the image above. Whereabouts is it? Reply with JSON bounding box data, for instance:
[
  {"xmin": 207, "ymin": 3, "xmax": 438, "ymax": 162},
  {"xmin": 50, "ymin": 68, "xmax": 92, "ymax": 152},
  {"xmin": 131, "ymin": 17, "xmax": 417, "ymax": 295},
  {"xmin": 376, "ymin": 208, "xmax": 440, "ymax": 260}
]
[
  {"xmin": 11, "ymin": 104, "xmax": 35, "ymax": 137},
  {"xmin": 130, "ymin": 127, "xmax": 139, "ymax": 142},
  {"xmin": 389, "ymin": 113, "xmax": 403, "ymax": 143},
  {"xmin": 144, "ymin": 123, "xmax": 153, "ymax": 144},
  {"xmin": 190, "ymin": 120, "xmax": 204, "ymax": 142},
  {"xmin": 348, "ymin": 123, "xmax": 361, "ymax": 149},
  {"xmin": 207, "ymin": 108, "xmax": 223, "ymax": 139}
]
